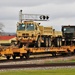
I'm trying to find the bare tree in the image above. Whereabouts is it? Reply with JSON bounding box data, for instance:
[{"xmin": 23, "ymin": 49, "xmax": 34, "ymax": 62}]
[{"xmin": 0, "ymin": 23, "xmax": 4, "ymax": 35}]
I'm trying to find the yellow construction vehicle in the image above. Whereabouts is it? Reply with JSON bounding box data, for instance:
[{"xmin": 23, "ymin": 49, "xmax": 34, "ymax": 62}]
[
  {"xmin": 16, "ymin": 21, "xmax": 54, "ymax": 47},
  {"xmin": 16, "ymin": 10, "xmax": 62, "ymax": 48}
]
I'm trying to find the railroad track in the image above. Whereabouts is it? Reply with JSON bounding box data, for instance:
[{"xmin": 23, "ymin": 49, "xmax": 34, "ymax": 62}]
[
  {"xmin": 0, "ymin": 63, "xmax": 75, "ymax": 70},
  {"xmin": 0, "ymin": 55, "xmax": 75, "ymax": 70},
  {"xmin": 0, "ymin": 54, "xmax": 72, "ymax": 63}
]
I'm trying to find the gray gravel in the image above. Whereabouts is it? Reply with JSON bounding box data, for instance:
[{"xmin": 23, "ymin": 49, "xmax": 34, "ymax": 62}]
[
  {"xmin": 0, "ymin": 55, "xmax": 75, "ymax": 65},
  {"xmin": 0, "ymin": 66, "xmax": 75, "ymax": 72}
]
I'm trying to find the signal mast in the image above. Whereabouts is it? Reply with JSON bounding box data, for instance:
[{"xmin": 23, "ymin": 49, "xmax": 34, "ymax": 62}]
[{"xmin": 19, "ymin": 10, "xmax": 49, "ymax": 22}]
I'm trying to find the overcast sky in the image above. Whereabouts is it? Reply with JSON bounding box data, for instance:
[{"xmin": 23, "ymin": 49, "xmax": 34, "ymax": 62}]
[{"xmin": 0, "ymin": 0, "xmax": 75, "ymax": 32}]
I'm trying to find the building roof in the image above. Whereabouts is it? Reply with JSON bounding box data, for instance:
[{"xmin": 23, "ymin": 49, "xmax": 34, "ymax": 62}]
[{"xmin": 0, "ymin": 35, "xmax": 16, "ymax": 40}]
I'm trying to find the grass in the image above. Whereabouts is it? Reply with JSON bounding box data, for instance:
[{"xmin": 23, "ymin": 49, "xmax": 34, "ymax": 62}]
[
  {"xmin": 0, "ymin": 68, "xmax": 75, "ymax": 75},
  {"xmin": 45, "ymin": 59, "xmax": 75, "ymax": 64}
]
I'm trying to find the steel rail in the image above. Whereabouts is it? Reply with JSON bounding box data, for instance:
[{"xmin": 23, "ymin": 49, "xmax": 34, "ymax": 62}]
[{"xmin": 0, "ymin": 63, "xmax": 75, "ymax": 70}]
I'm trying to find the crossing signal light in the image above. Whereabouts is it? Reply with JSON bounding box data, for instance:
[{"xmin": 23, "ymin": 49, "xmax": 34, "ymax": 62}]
[
  {"xmin": 46, "ymin": 16, "xmax": 49, "ymax": 20},
  {"xmin": 19, "ymin": 10, "xmax": 49, "ymax": 21},
  {"xmin": 40, "ymin": 15, "xmax": 49, "ymax": 20},
  {"xmin": 43, "ymin": 15, "xmax": 45, "ymax": 19}
]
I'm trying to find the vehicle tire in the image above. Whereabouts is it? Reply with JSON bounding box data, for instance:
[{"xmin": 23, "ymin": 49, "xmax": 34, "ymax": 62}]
[
  {"xmin": 48, "ymin": 37, "xmax": 51, "ymax": 47},
  {"xmin": 59, "ymin": 37, "xmax": 62, "ymax": 47},
  {"xmin": 18, "ymin": 42, "xmax": 23, "ymax": 48},
  {"xmin": 56, "ymin": 37, "xmax": 62, "ymax": 47},
  {"xmin": 56, "ymin": 38, "xmax": 60, "ymax": 47},
  {"xmin": 11, "ymin": 41, "xmax": 15, "ymax": 46},
  {"xmin": 44, "ymin": 37, "xmax": 48, "ymax": 47},
  {"xmin": 36, "ymin": 37, "xmax": 41, "ymax": 47}
]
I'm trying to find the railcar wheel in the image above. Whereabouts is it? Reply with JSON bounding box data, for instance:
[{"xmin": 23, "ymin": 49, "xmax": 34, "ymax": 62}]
[
  {"xmin": 6, "ymin": 56, "xmax": 10, "ymax": 60},
  {"xmin": 25, "ymin": 55, "xmax": 29, "ymax": 59},
  {"xmin": 12, "ymin": 55, "xmax": 16, "ymax": 59},
  {"xmin": 25, "ymin": 50, "xmax": 30, "ymax": 59},
  {"xmin": 73, "ymin": 49, "xmax": 75, "ymax": 54},
  {"xmin": 52, "ymin": 53, "xmax": 56, "ymax": 57},
  {"xmin": 20, "ymin": 56, "xmax": 23, "ymax": 59},
  {"xmin": 67, "ymin": 50, "xmax": 71, "ymax": 56}
]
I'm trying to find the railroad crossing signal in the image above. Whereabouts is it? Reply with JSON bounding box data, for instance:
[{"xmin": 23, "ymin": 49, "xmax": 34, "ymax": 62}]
[
  {"xmin": 40, "ymin": 15, "xmax": 49, "ymax": 20},
  {"xmin": 19, "ymin": 10, "xmax": 49, "ymax": 22}
]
